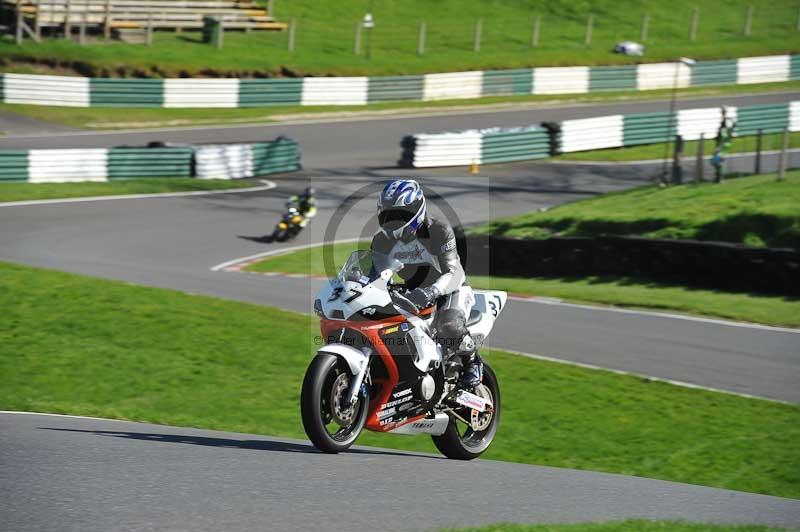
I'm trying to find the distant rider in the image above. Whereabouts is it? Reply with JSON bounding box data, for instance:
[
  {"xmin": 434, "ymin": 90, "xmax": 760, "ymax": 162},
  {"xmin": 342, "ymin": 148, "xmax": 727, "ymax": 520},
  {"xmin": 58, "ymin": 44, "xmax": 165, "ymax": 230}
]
[
  {"xmin": 286, "ymin": 187, "xmax": 318, "ymax": 225},
  {"xmin": 370, "ymin": 179, "xmax": 482, "ymax": 387}
]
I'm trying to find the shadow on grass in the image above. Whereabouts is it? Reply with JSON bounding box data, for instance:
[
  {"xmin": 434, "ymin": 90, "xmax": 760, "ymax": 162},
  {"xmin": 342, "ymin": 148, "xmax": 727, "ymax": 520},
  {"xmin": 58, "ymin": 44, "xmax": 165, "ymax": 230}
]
[{"xmin": 39, "ymin": 427, "xmax": 435, "ymax": 458}]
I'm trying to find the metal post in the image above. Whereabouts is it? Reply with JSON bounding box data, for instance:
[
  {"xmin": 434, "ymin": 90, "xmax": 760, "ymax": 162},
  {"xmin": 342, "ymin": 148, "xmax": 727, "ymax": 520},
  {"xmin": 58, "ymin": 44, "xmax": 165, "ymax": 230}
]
[
  {"xmin": 104, "ymin": 0, "xmax": 112, "ymax": 41},
  {"xmin": 34, "ymin": 5, "xmax": 41, "ymax": 41},
  {"xmin": 777, "ymin": 128, "xmax": 789, "ymax": 181},
  {"xmin": 584, "ymin": 14, "xmax": 593, "ymax": 46},
  {"xmin": 689, "ymin": 7, "xmax": 698, "ymax": 41},
  {"xmin": 65, "ymin": 0, "xmax": 72, "ymax": 39},
  {"xmin": 353, "ymin": 20, "xmax": 361, "ymax": 55},
  {"xmin": 146, "ymin": 13, "xmax": 153, "ymax": 46},
  {"xmin": 672, "ymin": 135, "xmax": 684, "ymax": 184},
  {"xmin": 288, "ymin": 17, "xmax": 296, "ymax": 52},
  {"xmin": 755, "ymin": 128, "xmax": 763, "ymax": 174},
  {"xmin": 15, "ymin": 0, "xmax": 23, "ymax": 44},
  {"xmin": 531, "ymin": 15, "xmax": 540, "ymax": 47},
  {"xmin": 473, "ymin": 18, "xmax": 482, "ymax": 52},
  {"xmin": 696, "ymin": 133, "xmax": 705, "ymax": 182},
  {"xmin": 216, "ymin": 18, "xmax": 224, "ymax": 49},
  {"xmin": 744, "ymin": 5, "xmax": 753, "ymax": 36},
  {"xmin": 417, "ymin": 20, "xmax": 425, "ymax": 56},
  {"xmin": 268, "ymin": 0, "xmax": 274, "ymax": 17},
  {"xmin": 661, "ymin": 62, "xmax": 681, "ymax": 185},
  {"xmin": 640, "ymin": 12, "xmax": 649, "ymax": 42},
  {"xmin": 79, "ymin": 11, "xmax": 86, "ymax": 45},
  {"xmin": 714, "ymin": 132, "xmax": 724, "ymax": 183}
]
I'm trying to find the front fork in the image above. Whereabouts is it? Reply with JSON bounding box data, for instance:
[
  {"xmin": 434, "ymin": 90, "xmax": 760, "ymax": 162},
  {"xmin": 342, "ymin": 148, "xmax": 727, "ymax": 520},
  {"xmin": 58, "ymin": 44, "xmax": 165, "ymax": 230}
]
[{"xmin": 347, "ymin": 347, "xmax": 372, "ymax": 405}]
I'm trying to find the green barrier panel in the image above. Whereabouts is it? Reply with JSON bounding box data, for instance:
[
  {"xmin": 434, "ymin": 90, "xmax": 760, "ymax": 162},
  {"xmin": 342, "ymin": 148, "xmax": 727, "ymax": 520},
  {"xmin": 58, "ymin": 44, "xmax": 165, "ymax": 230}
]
[
  {"xmin": 367, "ymin": 75, "xmax": 424, "ymax": 103},
  {"xmin": 623, "ymin": 112, "xmax": 673, "ymax": 146},
  {"xmin": 90, "ymin": 79, "xmax": 165, "ymax": 107},
  {"xmin": 736, "ymin": 103, "xmax": 790, "ymax": 136},
  {"xmin": 0, "ymin": 151, "xmax": 29, "ymax": 181},
  {"xmin": 481, "ymin": 69, "xmax": 533, "ymax": 96},
  {"xmin": 107, "ymin": 147, "xmax": 194, "ymax": 179},
  {"xmin": 791, "ymin": 55, "xmax": 800, "ymax": 80},
  {"xmin": 238, "ymin": 79, "xmax": 303, "ymax": 107},
  {"xmin": 689, "ymin": 59, "xmax": 737, "ymax": 87},
  {"xmin": 589, "ymin": 65, "xmax": 637, "ymax": 91},
  {"xmin": 251, "ymin": 139, "xmax": 301, "ymax": 175},
  {"xmin": 481, "ymin": 129, "xmax": 550, "ymax": 163}
]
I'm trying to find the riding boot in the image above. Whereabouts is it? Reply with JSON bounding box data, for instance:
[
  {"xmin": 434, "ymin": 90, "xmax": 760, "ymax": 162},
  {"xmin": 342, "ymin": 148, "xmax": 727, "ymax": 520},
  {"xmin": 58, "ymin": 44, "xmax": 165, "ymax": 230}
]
[{"xmin": 457, "ymin": 334, "xmax": 482, "ymax": 388}]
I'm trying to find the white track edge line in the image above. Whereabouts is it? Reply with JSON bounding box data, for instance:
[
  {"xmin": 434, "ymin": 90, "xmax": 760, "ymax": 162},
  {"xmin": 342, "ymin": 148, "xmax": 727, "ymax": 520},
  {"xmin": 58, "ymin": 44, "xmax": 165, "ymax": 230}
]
[
  {"xmin": 498, "ymin": 349, "xmax": 794, "ymax": 404},
  {"xmin": 0, "ymin": 179, "xmax": 276, "ymax": 208},
  {"xmin": 210, "ymin": 237, "xmax": 363, "ymax": 272}
]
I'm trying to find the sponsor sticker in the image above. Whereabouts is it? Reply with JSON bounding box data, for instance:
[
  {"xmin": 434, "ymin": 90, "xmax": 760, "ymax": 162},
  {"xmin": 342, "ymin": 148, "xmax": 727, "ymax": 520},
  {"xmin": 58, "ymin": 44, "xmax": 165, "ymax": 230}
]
[{"xmin": 455, "ymin": 390, "xmax": 489, "ymax": 413}]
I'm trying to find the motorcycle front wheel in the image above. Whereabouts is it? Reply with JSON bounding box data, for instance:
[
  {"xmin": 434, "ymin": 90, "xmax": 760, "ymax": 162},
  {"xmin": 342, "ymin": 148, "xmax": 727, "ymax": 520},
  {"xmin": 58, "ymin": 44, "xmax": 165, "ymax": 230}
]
[
  {"xmin": 432, "ymin": 361, "xmax": 501, "ymax": 460},
  {"xmin": 301, "ymin": 353, "xmax": 369, "ymax": 453}
]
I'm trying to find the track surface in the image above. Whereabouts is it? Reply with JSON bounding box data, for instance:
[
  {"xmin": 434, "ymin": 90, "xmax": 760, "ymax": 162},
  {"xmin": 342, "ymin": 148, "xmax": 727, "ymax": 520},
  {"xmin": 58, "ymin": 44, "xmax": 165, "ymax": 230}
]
[{"xmin": 2, "ymin": 413, "xmax": 799, "ymax": 532}]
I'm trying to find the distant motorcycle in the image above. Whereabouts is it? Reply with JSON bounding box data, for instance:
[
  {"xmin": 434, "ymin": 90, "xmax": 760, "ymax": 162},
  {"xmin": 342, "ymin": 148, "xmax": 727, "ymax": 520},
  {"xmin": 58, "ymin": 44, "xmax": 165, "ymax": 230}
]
[{"xmin": 271, "ymin": 207, "xmax": 307, "ymax": 242}]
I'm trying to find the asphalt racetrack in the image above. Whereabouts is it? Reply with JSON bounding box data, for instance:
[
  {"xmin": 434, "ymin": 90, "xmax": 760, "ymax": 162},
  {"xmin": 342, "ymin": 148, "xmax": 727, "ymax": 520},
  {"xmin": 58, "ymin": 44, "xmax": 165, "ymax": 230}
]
[{"xmin": 1, "ymin": 94, "xmax": 800, "ymax": 530}]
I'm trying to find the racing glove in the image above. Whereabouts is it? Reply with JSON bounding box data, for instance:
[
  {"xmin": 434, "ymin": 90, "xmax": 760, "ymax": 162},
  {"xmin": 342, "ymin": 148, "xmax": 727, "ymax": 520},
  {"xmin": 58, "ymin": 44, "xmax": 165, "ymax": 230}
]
[{"xmin": 407, "ymin": 286, "xmax": 440, "ymax": 309}]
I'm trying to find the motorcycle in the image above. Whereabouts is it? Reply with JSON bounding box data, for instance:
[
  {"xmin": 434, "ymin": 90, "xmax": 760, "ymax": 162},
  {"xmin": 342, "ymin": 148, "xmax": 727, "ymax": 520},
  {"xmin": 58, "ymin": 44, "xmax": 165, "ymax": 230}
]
[
  {"xmin": 271, "ymin": 207, "xmax": 307, "ymax": 242},
  {"xmin": 301, "ymin": 249, "xmax": 506, "ymax": 460}
]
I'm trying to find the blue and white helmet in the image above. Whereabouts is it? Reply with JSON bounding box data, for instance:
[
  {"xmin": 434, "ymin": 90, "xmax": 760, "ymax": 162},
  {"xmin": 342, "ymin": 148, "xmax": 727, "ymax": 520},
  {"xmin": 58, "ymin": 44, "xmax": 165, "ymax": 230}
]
[{"xmin": 377, "ymin": 179, "xmax": 426, "ymax": 239}]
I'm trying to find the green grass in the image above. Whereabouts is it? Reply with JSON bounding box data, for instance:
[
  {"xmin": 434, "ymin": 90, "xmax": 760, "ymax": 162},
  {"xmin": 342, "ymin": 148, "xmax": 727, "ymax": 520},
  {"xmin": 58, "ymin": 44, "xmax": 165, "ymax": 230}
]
[
  {"xmin": 472, "ymin": 172, "xmax": 800, "ymax": 249},
  {"xmin": 1, "ymin": 261, "xmax": 798, "ymax": 498},
  {"xmin": 560, "ymin": 132, "xmax": 800, "ymax": 162},
  {"xmin": 244, "ymin": 240, "xmax": 800, "ymax": 327},
  {"xmin": 444, "ymin": 522, "xmax": 792, "ymax": 532},
  {"xmin": 0, "ymin": 178, "xmax": 257, "ymax": 202},
  {"xmin": 1, "ymin": 0, "xmax": 798, "ymax": 77},
  {"xmin": 2, "ymin": 80, "xmax": 797, "ymax": 131}
]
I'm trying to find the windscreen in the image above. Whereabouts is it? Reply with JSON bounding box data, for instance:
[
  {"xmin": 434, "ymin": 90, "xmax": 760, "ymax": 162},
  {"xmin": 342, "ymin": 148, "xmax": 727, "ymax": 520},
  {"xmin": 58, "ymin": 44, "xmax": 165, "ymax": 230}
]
[{"xmin": 337, "ymin": 250, "xmax": 403, "ymax": 283}]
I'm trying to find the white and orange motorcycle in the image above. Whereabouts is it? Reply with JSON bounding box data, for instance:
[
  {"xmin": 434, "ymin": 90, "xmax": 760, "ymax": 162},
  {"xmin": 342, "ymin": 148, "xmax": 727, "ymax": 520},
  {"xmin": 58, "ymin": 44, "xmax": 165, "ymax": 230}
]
[{"xmin": 301, "ymin": 250, "xmax": 506, "ymax": 460}]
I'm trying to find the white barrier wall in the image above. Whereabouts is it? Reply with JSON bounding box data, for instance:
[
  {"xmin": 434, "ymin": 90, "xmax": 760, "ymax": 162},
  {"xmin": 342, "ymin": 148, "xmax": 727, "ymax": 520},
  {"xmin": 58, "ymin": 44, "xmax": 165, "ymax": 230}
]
[
  {"xmin": 3, "ymin": 74, "xmax": 90, "ymax": 107},
  {"xmin": 28, "ymin": 149, "xmax": 108, "ymax": 182},
  {"xmin": 636, "ymin": 62, "xmax": 691, "ymax": 91},
  {"xmin": 163, "ymin": 79, "xmax": 240, "ymax": 108},
  {"xmin": 301, "ymin": 77, "xmax": 369, "ymax": 106},
  {"xmin": 560, "ymin": 115, "xmax": 624, "ymax": 152},
  {"xmin": 790, "ymin": 101, "xmax": 800, "ymax": 132},
  {"xmin": 194, "ymin": 144, "xmax": 255, "ymax": 179},
  {"xmin": 737, "ymin": 55, "xmax": 791, "ymax": 85},
  {"xmin": 677, "ymin": 107, "xmax": 737, "ymax": 141},
  {"xmin": 410, "ymin": 131, "xmax": 482, "ymax": 167},
  {"xmin": 533, "ymin": 67, "xmax": 589, "ymax": 95},
  {"xmin": 422, "ymin": 71, "xmax": 483, "ymax": 101}
]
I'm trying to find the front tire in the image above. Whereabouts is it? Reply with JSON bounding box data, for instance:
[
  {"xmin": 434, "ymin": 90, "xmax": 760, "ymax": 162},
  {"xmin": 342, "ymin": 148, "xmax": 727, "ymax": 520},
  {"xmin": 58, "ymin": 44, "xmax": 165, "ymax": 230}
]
[
  {"xmin": 301, "ymin": 353, "xmax": 368, "ymax": 453},
  {"xmin": 432, "ymin": 361, "xmax": 501, "ymax": 460}
]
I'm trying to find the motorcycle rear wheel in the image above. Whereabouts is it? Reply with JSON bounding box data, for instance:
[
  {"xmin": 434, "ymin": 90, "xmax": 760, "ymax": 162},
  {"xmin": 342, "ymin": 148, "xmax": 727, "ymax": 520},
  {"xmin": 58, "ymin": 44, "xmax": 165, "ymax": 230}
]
[
  {"xmin": 301, "ymin": 353, "xmax": 368, "ymax": 453},
  {"xmin": 432, "ymin": 361, "xmax": 500, "ymax": 460}
]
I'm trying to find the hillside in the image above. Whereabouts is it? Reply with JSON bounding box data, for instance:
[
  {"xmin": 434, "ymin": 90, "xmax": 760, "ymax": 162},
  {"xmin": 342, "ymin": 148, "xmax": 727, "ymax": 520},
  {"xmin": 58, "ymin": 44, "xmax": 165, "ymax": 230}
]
[{"xmin": 1, "ymin": 0, "xmax": 798, "ymax": 77}]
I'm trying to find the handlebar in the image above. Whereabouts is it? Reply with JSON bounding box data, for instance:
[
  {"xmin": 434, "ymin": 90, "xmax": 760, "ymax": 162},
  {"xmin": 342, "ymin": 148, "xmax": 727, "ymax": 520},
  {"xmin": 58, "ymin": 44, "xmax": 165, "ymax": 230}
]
[{"xmin": 389, "ymin": 285, "xmax": 420, "ymax": 314}]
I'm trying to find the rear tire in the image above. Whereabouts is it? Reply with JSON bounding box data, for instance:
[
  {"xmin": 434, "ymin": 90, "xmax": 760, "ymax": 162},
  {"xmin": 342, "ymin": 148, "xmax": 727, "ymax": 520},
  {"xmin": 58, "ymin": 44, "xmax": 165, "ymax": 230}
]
[
  {"xmin": 301, "ymin": 353, "xmax": 368, "ymax": 453},
  {"xmin": 432, "ymin": 361, "xmax": 500, "ymax": 460}
]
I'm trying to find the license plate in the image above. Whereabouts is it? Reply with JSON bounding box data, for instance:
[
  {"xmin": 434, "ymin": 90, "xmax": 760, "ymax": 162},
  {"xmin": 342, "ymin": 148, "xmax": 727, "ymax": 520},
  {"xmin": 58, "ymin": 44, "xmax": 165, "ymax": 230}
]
[{"xmin": 455, "ymin": 390, "xmax": 490, "ymax": 412}]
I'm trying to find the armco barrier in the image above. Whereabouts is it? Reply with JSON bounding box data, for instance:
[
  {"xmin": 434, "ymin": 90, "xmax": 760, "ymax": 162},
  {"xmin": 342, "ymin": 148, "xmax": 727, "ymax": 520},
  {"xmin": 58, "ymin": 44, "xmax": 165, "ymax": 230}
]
[
  {"xmin": 0, "ymin": 139, "xmax": 300, "ymax": 183},
  {"xmin": 399, "ymin": 126, "xmax": 550, "ymax": 168},
  {"xmin": 1, "ymin": 54, "xmax": 797, "ymax": 108},
  {"xmin": 462, "ymin": 234, "xmax": 800, "ymax": 296},
  {"xmin": 403, "ymin": 101, "xmax": 800, "ymax": 166}
]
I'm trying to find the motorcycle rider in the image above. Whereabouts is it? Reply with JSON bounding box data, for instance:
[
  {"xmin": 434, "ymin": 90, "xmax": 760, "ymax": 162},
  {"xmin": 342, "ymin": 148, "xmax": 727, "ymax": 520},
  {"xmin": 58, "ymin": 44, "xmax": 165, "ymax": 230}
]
[
  {"xmin": 286, "ymin": 187, "xmax": 318, "ymax": 224},
  {"xmin": 370, "ymin": 179, "xmax": 482, "ymax": 387}
]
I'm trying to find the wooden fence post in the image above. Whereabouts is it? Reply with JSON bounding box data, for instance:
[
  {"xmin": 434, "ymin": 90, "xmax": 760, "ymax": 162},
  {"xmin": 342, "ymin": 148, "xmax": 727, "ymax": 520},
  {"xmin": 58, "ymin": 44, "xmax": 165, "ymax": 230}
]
[
  {"xmin": 268, "ymin": 0, "xmax": 274, "ymax": 18},
  {"xmin": 65, "ymin": 0, "xmax": 72, "ymax": 39},
  {"xmin": 689, "ymin": 7, "xmax": 698, "ymax": 41},
  {"xmin": 417, "ymin": 20, "xmax": 425, "ymax": 56},
  {"xmin": 754, "ymin": 129, "xmax": 763, "ymax": 174},
  {"xmin": 584, "ymin": 14, "xmax": 593, "ymax": 46},
  {"xmin": 15, "ymin": 0, "xmax": 23, "ymax": 44},
  {"xmin": 146, "ymin": 13, "xmax": 153, "ymax": 45},
  {"xmin": 743, "ymin": 5, "xmax": 753, "ymax": 36},
  {"xmin": 640, "ymin": 12, "xmax": 649, "ymax": 42},
  {"xmin": 104, "ymin": 0, "xmax": 112, "ymax": 41},
  {"xmin": 79, "ymin": 11, "xmax": 86, "ymax": 45},
  {"xmin": 531, "ymin": 15, "xmax": 540, "ymax": 47},
  {"xmin": 695, "ymin": 133, "xmax": 704, "ymax": 182},
  {"xmin": 473, "ymin": 18, "xmax": 482, "ymax": 52},
  {"xmin": 217, "ymin": 18, "xmax": 224, "ymax": 49}
]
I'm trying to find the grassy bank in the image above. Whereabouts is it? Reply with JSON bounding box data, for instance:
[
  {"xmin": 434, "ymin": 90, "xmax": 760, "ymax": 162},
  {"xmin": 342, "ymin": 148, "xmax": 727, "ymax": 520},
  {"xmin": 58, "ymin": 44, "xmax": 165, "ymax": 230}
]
[
  {"xmin": 445, "ymin": 523, "xmax": 791, "ymax": 532},
  {"xmin": 244, "ymin": 240, "xmax": 800, "ymax": 327},
  {"xmin": 1, "ymin": 0, "xmax": 798, "ymax": 77},
  {"xmin": 472, "ymin": 172, "xmax": 800, "ymax": 249},
  {"xmin": 1, "ymin": 81, "xmax": 798, "ymax": 131},
  {"xmin": 1, "ymin": 261, "xmax": 798, "ymax": 498},
  {"xmin": 560, "ymin": 132, "xmax": 800, "ymax": 162},
  {"xmin": 0, "ymin": 178, "xmax": 257, "ymax": 203}
]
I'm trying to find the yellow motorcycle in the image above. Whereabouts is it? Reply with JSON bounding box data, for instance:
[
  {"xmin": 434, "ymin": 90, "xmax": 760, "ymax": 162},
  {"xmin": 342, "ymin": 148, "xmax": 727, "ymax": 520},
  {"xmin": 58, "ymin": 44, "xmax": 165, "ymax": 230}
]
[{"xmin": 272, "ymin": 207, "xmax": 306, "ymax": 242}]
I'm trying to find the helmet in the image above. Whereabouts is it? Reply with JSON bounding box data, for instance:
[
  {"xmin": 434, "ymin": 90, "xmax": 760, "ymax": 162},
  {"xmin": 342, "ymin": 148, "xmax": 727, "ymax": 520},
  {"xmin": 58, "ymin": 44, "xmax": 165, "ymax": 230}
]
[
  {"xmin": 377, "ymin": 179, "xmax": 426, "ymax": 240},
  {"xmin": 304, "ymin": 187, "xmax": 315, "ymax": 196}
]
